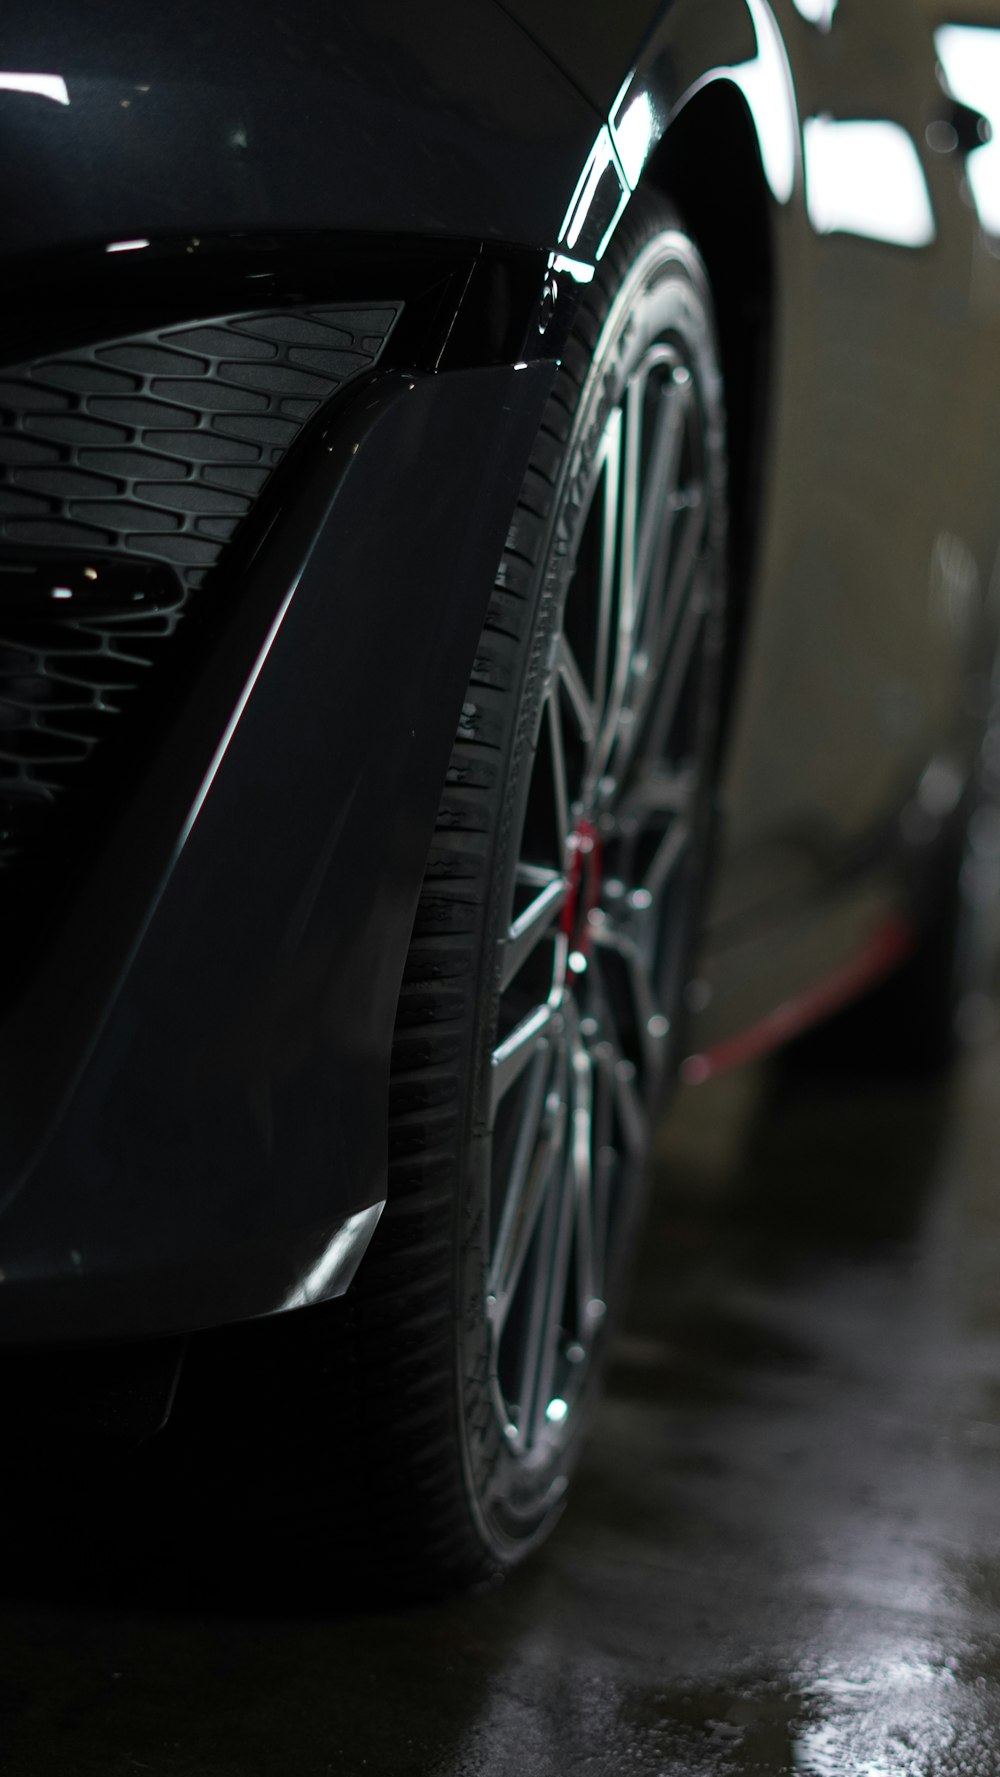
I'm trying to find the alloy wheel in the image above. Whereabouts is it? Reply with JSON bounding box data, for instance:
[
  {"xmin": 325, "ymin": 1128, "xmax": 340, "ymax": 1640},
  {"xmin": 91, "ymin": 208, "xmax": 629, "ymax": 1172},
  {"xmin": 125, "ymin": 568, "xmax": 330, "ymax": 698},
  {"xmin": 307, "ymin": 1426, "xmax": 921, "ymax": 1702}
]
[{"xmin": 486, "ymin": 326, "xmax": 720, "ymax": 1458}]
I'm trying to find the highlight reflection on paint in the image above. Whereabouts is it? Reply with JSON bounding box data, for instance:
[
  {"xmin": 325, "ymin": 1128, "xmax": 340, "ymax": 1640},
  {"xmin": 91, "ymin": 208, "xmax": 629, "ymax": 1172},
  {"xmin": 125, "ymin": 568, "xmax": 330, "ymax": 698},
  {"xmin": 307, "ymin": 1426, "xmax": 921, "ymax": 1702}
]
[
  {"xmin": 612, "ymin": 88, "xmax": 657, "ymax": 191},
  {"xmin": 791, "ymin": 0, "xmax": 838, "ymax": 28},
  {"xmin": 804, "ymin": 116, "xmax": 935, "ymax": 247},
  {"xmin": 936, "ymin": 26, "xmax": 1000, "ymax": 235},
  {"xmin": 281, "ymin": 1202, "xmax": 385, "ymax": 1311},
  {"xmin": 731, "ymin": 0, "xmax": 798, "ymax": 205}
]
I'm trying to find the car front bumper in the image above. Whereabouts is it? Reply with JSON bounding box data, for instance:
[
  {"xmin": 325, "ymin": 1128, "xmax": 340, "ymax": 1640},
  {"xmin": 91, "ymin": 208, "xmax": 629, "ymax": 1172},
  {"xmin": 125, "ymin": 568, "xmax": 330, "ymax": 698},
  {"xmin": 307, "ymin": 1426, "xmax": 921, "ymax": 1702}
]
[{"xmin": 0, "ymin": 358, "xmax": 553, "ymax": 1341}]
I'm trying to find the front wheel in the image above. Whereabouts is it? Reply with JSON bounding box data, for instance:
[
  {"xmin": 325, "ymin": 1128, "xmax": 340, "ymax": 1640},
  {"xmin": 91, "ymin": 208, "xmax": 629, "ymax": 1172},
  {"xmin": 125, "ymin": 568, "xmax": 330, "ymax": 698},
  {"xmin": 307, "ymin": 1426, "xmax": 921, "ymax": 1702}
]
[
  {"xmin": 352, "ymin": 195, "xmax": 730, "ymax": 1588},
  {"xmin": 152, "ymin": 196, "xmax": 731, "ymax": 1601}
]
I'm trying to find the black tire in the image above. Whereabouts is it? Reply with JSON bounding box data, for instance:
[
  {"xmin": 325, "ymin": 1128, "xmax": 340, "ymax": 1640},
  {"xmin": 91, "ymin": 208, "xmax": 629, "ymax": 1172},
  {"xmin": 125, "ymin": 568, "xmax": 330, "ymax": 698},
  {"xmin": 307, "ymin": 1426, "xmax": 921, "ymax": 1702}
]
[{"xmin": 156, "ymin": 194, "xmax": 730, "ymax": 1601}]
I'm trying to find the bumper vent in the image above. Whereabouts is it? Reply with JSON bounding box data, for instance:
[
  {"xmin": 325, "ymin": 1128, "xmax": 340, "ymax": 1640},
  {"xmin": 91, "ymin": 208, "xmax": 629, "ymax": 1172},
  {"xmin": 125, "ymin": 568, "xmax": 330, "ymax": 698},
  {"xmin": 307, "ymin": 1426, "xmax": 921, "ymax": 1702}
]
[
  {"xmin": 0, "ymin": 555, "xmax": 182, "ymax": 869},
  {"xmin": 0, "ymin": 301, "xmax": 399, "ymax": 871}
]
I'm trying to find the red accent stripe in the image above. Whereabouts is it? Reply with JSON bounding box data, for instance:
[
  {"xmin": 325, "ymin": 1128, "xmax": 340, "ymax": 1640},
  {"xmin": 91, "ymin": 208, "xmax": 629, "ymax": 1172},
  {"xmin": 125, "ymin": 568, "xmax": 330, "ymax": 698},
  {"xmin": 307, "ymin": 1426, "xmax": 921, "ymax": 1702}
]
[{"xmin": 681, "ymin": 915, "xmax": 916, "ymax": 1086}]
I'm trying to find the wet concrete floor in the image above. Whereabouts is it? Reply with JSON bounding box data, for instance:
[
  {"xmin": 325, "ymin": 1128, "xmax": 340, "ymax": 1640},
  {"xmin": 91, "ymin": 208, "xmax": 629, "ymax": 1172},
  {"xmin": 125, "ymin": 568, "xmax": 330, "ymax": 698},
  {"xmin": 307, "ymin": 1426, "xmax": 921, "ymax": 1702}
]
[{"xmin": 4, "ymin": 1040, "xmax": 1000, "ymax": 1774}]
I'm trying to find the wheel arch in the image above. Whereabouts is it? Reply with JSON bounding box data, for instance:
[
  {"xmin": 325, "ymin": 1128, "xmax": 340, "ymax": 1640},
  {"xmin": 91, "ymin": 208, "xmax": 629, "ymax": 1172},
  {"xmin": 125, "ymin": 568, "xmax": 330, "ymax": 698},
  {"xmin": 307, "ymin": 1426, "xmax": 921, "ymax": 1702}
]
[{"xmin": 641, "ymin": 75, "xmax": 775, "ymax": 749}]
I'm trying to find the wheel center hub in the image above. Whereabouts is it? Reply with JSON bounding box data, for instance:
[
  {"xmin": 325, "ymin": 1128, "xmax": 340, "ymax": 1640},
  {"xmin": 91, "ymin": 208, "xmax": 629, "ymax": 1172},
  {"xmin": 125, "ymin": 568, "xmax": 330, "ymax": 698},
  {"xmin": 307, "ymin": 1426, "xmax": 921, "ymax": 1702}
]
[{"xmin": 561, "ymin": 818, "xmax": 603, "ymax": 957}]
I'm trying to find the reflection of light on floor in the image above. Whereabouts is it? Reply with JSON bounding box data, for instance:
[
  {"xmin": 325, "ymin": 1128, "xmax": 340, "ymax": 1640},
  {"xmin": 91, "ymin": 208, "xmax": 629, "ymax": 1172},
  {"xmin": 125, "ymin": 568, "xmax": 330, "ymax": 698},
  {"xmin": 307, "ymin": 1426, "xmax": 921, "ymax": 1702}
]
[
  {"xmin": 936, "ymin": 26, "xmax": 1000, "ymax": 235},
  {"xmin": 794, "ymin": 1648, "xmax": 964, "ymax": 1774},
  {"xmin": 797, "ymin": 1727, "xmax": 895, "ymax": 1777},
  {"xmin": 804, "ymin": 116, "xmax": 936, "ymax": 246}
]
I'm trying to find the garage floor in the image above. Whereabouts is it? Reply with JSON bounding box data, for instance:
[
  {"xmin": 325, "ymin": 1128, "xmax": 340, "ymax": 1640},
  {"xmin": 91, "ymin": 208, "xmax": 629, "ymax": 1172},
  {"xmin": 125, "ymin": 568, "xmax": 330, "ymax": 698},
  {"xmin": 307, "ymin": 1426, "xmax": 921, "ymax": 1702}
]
[{"xmin": 3, "ymin": 1039, "xmax": 1000, "ymax": 1775}]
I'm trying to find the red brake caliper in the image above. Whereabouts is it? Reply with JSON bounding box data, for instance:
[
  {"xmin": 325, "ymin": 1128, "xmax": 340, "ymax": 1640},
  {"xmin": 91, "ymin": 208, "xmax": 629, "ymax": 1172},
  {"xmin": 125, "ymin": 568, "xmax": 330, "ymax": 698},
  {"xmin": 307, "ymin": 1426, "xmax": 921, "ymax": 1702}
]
[{"xmin": 561, "ymin": 818, "xmax": 604, "ymax": 955}]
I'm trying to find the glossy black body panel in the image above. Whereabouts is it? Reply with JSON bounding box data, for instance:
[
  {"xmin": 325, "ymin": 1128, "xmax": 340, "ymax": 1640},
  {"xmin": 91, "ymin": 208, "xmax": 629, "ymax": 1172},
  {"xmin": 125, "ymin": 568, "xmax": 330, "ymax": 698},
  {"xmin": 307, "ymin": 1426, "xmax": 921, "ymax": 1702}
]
[
  {"xmin": 493, "ymin": 0, "xmax": 661, "ymax": 111},
  {"xmin": 0, "ymin": 1, "xmax": 597, "ymax": 258},
  {"xmin": 0, "ymin": 363, "xmax": 552, "ymax": 1339}
]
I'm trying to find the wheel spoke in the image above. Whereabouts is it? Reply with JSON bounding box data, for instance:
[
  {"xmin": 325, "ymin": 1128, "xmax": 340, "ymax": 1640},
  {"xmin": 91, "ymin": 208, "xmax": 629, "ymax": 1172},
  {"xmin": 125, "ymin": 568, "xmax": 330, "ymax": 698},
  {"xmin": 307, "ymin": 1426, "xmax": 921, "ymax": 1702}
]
[
  {"xmin": 590, "ymin": 377, "xmax": 643, "ymax": 780},
  {"xmin": 618, "ymin": 366, "xmax": 644, "ymax": 648},
  {"xmin": 642, "ymin": 816, "xmax": 692, "ymax": 903},
  {"xmin": 525, "ymin": 1149, "xmax": 577, "ymax": 1449},
  {"xmin": 635, "ymin": 513, "xmax": 710, "ymax": 770},
  {"xmin": 613, "ymin": 498, "xmax": 709, "ymax": 786},
  {"xmin": 570, "ymin": 1025, "xmax": 597, "ymax": 1326},
  {"xmin": 488, "ymin": 1042, "xmax": 563, "ymax": 1334},
  {"xmin": 509, "ymin": 1043, "xmax": 573, "ymax": 1445},
  {"xmin": 590, "ymin": 1044, "xmax": 616, "ymax": 1300},
  {"xmin": 547, "ymin": 688, "xmax": 570, "ymax": 857},
  {"xmin": 611, "ymin": 1054, "xmax": 647, "ymax": 1159},
  {"xmin": 557, "ymin": 633, "xmax": 597, "ymax": 749},
  {"xmin": 517, "ymin": 860, "xmax": 563, "ymax": 890},
  {"xmin": 590, "ymin": 960, "xmax": 649, "ymax": 1159},
  {"xmin": 589, "ymin": 924, "xmax": 667, "ymax": 1087},
  {"xmin": 490, "ymin": 1002, "xmax": 555, "ymax": 1119},
  {"xmin": 593, "ymin": 924, "xmax": 664, "ymax": 1079},
  {"xmin": 650, "ymin": 493, "xmax": 708, "ymax": 678},
  {"xmin": 593, "ymin": 406, "xmax": 623, "ymax": 722},
  {"xmin": 592, "ymin": 365, "xmax": 701, "ymax": 789},
  {"xmin": 501, "ymin": 874, "xmax": 568, "ymax": 991},
  {"xmin": 633, "ymin": 379, "xmax": 686, "ymax": 645}
]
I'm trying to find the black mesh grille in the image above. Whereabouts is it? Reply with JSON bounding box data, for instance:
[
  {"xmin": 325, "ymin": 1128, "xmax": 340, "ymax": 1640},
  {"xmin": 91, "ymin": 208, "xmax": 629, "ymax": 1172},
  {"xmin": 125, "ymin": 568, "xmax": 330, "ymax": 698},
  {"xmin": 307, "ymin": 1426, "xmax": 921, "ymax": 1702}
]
[
  {"xmin": 0, "ymin": 558, "xmax": 182, "ymax": 868},
  {"xmin": 0, "ymin": 302, "xmax": 399, "ymax": 871}
]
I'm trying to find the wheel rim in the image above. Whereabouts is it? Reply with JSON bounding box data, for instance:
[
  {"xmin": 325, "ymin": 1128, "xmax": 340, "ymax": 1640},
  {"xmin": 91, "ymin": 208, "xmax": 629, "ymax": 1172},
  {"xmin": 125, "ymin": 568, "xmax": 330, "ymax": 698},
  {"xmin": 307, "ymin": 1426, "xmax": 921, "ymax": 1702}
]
[{"xmin": 485, "ymin": 325, "xmax": 720, "ymax": 1460}]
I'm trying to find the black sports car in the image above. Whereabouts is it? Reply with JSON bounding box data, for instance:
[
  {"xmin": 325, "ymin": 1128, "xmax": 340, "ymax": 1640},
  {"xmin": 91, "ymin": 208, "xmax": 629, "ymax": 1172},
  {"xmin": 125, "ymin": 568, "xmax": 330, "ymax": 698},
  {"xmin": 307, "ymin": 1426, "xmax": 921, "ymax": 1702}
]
[{"xmin": 0, "ymin": 0, "xmax": 998, "ymax": 1592}]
